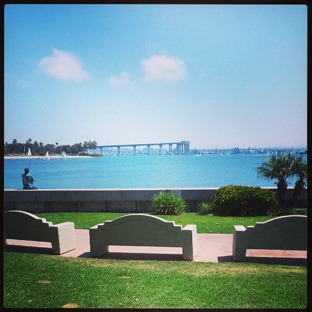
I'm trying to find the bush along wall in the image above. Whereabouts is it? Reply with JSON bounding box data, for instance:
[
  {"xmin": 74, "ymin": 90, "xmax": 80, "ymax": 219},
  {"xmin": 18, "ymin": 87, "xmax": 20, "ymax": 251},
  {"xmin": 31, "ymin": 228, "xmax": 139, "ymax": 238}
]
[
  {"xmin": 212, "ymin": 185, "xmax": 278, "ymax": 216},
  {"xmin": 151, "ymin": 192, "xmax": 186, "ymax": 215}
]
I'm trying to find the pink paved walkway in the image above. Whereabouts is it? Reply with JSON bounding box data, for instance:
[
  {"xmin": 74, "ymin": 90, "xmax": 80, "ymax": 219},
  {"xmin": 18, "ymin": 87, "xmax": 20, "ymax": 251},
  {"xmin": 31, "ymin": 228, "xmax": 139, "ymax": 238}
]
[{"xmin": 5, "ymin": 229, "xmax": 307, "ymax": 266}]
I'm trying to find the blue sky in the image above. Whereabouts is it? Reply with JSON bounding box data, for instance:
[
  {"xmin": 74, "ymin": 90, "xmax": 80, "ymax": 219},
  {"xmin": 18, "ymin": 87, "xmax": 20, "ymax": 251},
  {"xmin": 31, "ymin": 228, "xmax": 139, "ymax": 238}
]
[{"xmin": 4, "ymin": 4, "xmax": 307, "ymax": 149}]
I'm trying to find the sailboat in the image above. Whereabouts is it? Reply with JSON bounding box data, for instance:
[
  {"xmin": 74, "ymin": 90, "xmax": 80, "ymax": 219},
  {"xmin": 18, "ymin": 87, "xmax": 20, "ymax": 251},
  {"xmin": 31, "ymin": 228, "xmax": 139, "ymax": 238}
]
[
  {"xmin": 61, "ymin": 151, "xmax": 67, "ymax": 160},
  {"xmin": 27, "ymin": 148, "xmax": 31, "ymax": 157},
  {"xmin": 45, "ymin": 151, "xmax": 51, "ymax": 161}
]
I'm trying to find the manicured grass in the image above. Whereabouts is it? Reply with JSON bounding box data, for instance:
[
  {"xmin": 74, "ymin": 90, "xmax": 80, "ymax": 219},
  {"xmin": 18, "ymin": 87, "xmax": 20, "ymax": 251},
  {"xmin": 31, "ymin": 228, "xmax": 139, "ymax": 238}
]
[
  {"xmin": 4, "ymin": 252, "xmax": 307, "ymax": 308},
  {"xmin": 35, "ymin": 212, "xmax": 278, "ymax": 233}
]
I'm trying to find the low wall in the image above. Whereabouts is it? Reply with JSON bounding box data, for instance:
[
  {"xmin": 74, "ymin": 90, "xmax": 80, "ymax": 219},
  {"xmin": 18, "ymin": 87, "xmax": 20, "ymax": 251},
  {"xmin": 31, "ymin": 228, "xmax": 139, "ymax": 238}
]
[{"xmin": 4, "ymin": 187, "xmax": 307, "ymax": 213}]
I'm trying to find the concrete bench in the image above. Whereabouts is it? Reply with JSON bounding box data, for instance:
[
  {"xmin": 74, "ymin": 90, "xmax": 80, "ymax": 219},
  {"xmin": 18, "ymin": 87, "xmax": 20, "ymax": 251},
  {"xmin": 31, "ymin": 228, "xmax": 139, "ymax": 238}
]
[
  {"xmin": 232, "ymin": 215, "xmax": 307, "ymax": 261},
  {"xmin": 89, "ymin": 214, "xmax": 197, "ymax": 260},
  {"xmin": 5, "ymin": 210, "xmax": 76, "ymax": 255}
]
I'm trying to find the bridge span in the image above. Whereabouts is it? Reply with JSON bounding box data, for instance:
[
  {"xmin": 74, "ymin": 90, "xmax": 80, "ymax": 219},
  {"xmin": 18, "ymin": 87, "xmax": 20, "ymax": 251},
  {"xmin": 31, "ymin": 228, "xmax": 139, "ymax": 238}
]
[{"xmin": 97, "ymin": 141, "xmax": 190, "ymax": 155}]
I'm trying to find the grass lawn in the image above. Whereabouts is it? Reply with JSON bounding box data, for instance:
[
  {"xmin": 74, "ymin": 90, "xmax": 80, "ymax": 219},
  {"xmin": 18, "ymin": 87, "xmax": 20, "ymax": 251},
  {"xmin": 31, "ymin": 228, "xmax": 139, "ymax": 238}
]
[
  {"xmin": 35, "ymin": 212, "xmax": 282, "ymax": 233},
  {"xmin": 4, "ymin": 253, "xmax": 307, "ymax": 308},
  {"xmin": 4, "ymin": 211, "xmax": 307, "ymax": 308}
]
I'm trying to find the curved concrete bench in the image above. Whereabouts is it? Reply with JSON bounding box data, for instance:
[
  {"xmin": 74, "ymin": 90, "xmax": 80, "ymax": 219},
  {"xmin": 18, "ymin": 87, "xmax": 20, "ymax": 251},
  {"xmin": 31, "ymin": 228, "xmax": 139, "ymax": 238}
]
[
  {"xmin": 89, "ymin": 214, "xmax": 197, "ymax": 260},
  {"xmin": 5, "ymin": 210, "xmax": 76, "ymax": 255},
  {"xmin": 232, "ymin": 215, "xmax": 307, "ymax": 261}
]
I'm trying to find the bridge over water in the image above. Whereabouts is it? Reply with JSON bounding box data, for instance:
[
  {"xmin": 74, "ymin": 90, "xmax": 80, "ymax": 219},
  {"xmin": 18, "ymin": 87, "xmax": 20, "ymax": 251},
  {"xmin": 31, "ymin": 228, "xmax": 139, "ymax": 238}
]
[{"xmin": 98, "ymin": 141, "xmax": 190, "ymax": 155}]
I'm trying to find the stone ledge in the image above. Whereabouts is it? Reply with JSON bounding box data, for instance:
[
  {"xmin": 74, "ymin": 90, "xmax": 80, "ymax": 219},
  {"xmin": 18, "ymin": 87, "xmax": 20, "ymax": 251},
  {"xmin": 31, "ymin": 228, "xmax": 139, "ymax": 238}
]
[{"xmin": 4, "ymin": 187, "xmax": 307, "ymax": 213}]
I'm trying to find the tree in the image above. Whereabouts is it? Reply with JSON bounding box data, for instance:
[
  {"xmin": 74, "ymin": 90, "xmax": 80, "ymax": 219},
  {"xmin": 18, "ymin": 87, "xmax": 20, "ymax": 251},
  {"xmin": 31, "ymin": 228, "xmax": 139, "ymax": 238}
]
[
  {"xmin": 63, "ymin": 145, "xmax": 71, "ymax": 154},
  {"xmin": 10, "ymin": 139, "xmax": 23, "ymax": 154},
  {"xmin": 291, "ymin": 158, "xmax": 307, "ymax": 206},
  {"xmin": 89, "ymin": 140, "xmax": 97, "ymax": 153},
  {"xmin": 45, "ymin": 144, "xmax": 55, "ymax": 154},
  {"xmin": 70, "ymin": 145, "xmax": 79, "ymax": 155},
  {"xmin": 257, "ymin": 153, "xmax": 298, "ymax": 206},
  {"xmin": 4, "ymin": 142, "xmax": 10, "ymax": 154},
  {"xmin": 83, "ymin": 141, "xmax": 88, "ymax": 152}
]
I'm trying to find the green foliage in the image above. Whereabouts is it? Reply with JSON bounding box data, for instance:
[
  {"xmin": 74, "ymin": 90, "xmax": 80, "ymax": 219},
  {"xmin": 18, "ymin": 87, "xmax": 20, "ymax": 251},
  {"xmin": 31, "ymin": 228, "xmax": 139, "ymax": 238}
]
[
  {"xmin": 257, "ymin": 153, "xmax": 307, "ymax": 206},
  {"xmin": 213, "ymin": 185, "xmax": 278, "ymax": 216},
  {"xmin": 291, "ymin": 160, "xmax": 307, "ymax": 206},
  {"xmin": 4, "ymin": 138, "xmax": 98, "ymax": 156},
  {"xmin": 266, "ymin": 205, "xmax": 294, "ymax": 217},
  {"xmin": 267, "ymin": 205, "xmax": 308, "ymax": 217},
  {"xmin": 151, "ymin": 192, "xmax": 186, "ymax": 215},
  {"xmin": 198, "ymin": 202, "xmax": 214, "ymax": 215}
]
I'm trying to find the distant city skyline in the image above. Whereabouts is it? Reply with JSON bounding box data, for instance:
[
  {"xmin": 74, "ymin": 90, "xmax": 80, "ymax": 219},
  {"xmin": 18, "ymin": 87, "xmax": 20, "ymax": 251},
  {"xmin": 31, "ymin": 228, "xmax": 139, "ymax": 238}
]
[
  {"xmin": 4, "ymin": 4, "xmax": 307, "ymax": 149},
  {"xmin": 4, "ymin": 137, "xmax": 307, "ymax": 151}
]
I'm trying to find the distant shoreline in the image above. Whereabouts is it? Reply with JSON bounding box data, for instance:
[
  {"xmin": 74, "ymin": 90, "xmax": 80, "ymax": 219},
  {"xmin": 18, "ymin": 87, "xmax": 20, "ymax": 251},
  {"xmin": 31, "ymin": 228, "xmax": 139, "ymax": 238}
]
[{"xmin": 4, "ymin": 155, "xmax": 93, "ymax": 159}]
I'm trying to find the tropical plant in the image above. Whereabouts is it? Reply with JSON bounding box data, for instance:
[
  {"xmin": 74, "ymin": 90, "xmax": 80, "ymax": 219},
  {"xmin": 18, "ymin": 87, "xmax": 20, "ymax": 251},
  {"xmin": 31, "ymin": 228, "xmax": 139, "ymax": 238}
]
[
  {"xmin": 257, "ymin": 153, "xmax": 298, "ymax": 206},
  {"xmin": 151, "ymin": 192, "xmax": 186, "ymax": 215},
  {"xmin": 198, "ymin": 202, "xmax": 214, "ymax": 215},
  {"xmin": 291, "ymin": 158, "xmax": 307, "ymax": 206}
]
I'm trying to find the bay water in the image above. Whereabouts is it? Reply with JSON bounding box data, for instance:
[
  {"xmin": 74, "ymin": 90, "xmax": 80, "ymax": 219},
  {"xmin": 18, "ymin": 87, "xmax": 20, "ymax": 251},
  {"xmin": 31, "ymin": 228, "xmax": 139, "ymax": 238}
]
[{"xmin": 4, "ymin": 154, "xmax": 305, "ymax": 190}]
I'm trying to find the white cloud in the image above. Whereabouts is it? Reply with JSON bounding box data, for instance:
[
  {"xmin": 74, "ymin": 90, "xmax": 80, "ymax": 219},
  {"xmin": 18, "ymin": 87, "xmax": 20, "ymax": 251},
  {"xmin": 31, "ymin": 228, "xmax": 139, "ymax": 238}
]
[
  {"xmin": 140, "ymin": 54, "xmax": 187, "ymax": 81},
  {"xmin": 39, "ymin": 49, "xmax": 90, "ymax": 82},
  {"xmin": 109, "ymin": 72, "xmax": 131, "ymax": 86}
]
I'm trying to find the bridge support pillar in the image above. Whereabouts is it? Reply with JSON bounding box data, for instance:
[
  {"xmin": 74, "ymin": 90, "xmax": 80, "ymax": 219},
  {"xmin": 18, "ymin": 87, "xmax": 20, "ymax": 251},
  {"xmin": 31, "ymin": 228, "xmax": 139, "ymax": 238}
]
[
  {"xmin": 97, "ymin": 140, "xmax": 190, "ymax": 156},
  {"xmin": 185, "ymin": 142, "xmax": 190, "ymax": 154},
  {"xmin": 177, "ymin": 144, "xmax": 181, "ymax": 155}
]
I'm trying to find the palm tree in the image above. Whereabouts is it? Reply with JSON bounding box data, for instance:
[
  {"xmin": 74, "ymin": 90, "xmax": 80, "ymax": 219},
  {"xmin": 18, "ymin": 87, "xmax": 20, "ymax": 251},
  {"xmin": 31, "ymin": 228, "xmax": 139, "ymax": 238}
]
[
  {"xmin": 291, "ymin": 158, "xmax": 307, "ymax": 206},
  {"xmin": 83, "ymin": 141, "xmax": 88, "ymax": 153},
  {"xmin": 257, "ymin": 153, "xmax": 297, "ymax": 205}
]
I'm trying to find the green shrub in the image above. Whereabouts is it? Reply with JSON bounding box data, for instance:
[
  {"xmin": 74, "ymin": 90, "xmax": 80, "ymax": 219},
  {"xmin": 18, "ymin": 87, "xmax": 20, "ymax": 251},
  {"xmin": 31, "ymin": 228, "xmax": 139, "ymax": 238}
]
[
  {"xmin": 267, "ymin": 205, "xmax": 307, "ymax": 217},
  {"xmin": 151, "ymin": 192, "xmax": 186, "ymax": 215},
  {"xmin": 198, "ymin": 202, "xmax": 214, "ymax": 215},
  {"xmin": 213, "ymin": 185, "xmax": 278, "ymax": 216}
]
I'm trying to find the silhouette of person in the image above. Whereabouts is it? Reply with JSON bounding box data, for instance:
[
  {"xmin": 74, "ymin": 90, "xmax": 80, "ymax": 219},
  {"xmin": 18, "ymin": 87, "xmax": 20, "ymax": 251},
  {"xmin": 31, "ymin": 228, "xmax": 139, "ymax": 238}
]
[{"xmin": 22, "ymin": 168, "xmax": 37, "ymax": 189}]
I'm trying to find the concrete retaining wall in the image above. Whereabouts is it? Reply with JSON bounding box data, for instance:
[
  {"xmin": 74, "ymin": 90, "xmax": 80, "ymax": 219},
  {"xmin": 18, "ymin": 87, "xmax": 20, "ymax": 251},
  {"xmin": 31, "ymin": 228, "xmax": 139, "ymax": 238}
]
[{"xmin": 4, "ymin": 187, "xmax": 307, "ymax": 213}]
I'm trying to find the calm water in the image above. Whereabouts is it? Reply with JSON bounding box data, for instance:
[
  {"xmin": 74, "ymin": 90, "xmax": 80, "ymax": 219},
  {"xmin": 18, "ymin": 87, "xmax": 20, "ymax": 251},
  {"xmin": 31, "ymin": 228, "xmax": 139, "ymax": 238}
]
[{"xmin": 4, "ymin": 154, "xmax": 305, "ymax": 190}]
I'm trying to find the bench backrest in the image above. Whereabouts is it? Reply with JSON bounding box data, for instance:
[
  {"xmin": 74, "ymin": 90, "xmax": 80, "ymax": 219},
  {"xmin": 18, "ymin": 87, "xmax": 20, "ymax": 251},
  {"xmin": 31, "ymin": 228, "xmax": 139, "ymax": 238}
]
[
  {"xmin": 90, "ymin": 214, "xmax": 185, "ymax": 247},
  {"xmin": 5, "ymin": 210, "xmax": 54, "ymax": 242},
  {"xmin": 5, "ymin": 210, "xmax": 76, "ymax": 255},
  {"xmin": 243, "ymin": 215, "xmax": 307, "ymax": 250},
  {"xmin": 233, "ymin": 215, "xmax": 307, "ymax": 261}
]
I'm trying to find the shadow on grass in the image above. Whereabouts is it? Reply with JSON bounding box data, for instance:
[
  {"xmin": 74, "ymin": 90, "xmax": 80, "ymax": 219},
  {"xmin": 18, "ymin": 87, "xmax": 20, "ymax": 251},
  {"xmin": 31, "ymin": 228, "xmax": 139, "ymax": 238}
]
[
  {"xmin": 246, "ymin": 256, "xmax": 307, "ymax": 266},
  {"xmin": 5, "ymin": 244, "xmax": 53, "ymax": 255},
  {"xmin": 4, "ymin": 244, "xmax": 184, "ymax": 261},
  {"xmin": 99, "ymin": 252, "xmax": 184, "ymax": 261},
  {"xmin": 217, "ymin": 255, "xmax": 307, "ymax": 266}
]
